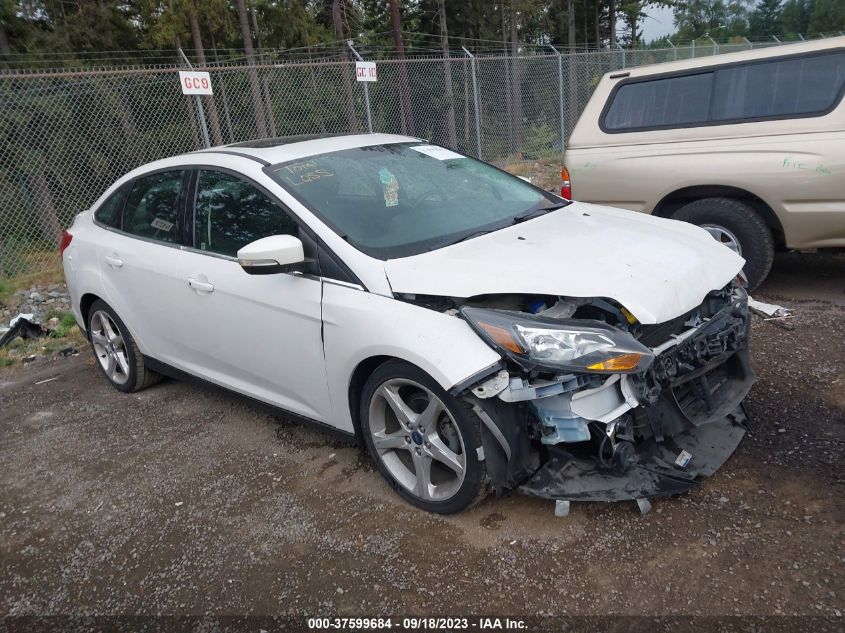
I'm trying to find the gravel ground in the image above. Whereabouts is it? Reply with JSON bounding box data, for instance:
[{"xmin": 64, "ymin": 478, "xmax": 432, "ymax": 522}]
[{"xmin": 0, "ymin": 252, "xmax": 843, "ymax": 625}]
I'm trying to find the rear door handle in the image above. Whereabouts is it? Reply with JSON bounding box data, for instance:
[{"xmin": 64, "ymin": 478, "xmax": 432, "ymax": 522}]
[
  {"xmin": 187, "ymin": 278, "xmax": 214, "ymax": 293},
  {"xmin": 104, "ymin": 255, "xmax": 123, "ymax": 268}
]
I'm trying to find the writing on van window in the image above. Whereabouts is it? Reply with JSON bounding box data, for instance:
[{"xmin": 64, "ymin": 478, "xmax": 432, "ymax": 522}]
[
  {"xmin": 782, "ymin": 156, "xmax": 832, "ymax": 176},
  {"xmin": 278, "ymin": 159, "xmax": 334, "ymax": 187}
]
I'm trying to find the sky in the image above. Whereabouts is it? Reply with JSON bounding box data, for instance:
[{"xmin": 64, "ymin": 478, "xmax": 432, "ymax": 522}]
[{"xmin": 639, "ymin": 3, "xmax": 677, "ymax": 43}]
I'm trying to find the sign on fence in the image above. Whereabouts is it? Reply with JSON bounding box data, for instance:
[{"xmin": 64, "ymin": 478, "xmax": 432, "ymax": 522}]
[
  {"xmin": 178, "ymin": 71, "xmax": 213, "ymax": 95},
  {"xmin": 355, "ymin": 62, "xmax": 378, "ymax": 82}
]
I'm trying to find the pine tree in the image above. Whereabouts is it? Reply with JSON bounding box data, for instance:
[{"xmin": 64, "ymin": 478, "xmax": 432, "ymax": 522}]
[
  {"xmin": 777, "ymin": 0, "xmax": 811, "ymax": 37},
  {"xmin": 808, "ymin": 0, "xmax": 845, "ymax": 34}
]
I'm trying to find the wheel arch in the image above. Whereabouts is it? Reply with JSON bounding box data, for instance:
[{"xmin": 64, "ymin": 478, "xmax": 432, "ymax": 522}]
[
  {"xmin": 79, "ymin": 292, "xmax": 103, "ymax": 332},
  {"xmin": 347, "ymin": 354, "xmax": 405, "ymax": 439},
  {"xmin": 652, "ymin": 185, "xmax": 786, "ymax": 250}
]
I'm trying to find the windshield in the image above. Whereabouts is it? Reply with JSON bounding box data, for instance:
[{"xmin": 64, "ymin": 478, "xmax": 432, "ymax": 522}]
[{"xmin": 269, "ymin": 143, "xmax": 566, "ymax": 259}]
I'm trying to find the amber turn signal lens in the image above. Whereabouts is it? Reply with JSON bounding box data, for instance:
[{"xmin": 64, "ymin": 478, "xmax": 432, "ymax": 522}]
[
  {"xmin": 560, "ymin": 166, "xmax": 572, "ymax": 199},
  {"xmin": 478, "ymin": 322, "xmax": 524, "ymax": 354},
  {"xmin": 586, "ymin": 353, "xmax": 643, "ymax": 372}
]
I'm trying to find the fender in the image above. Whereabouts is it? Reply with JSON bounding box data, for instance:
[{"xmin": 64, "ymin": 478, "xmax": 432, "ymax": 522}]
[{"xmin": 321, "ymin": 283, "xmax": 502, "ymax": 433}]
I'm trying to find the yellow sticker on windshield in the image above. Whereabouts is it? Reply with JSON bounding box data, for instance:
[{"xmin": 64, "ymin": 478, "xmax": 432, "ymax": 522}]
[{"xmin": 379, "ymin": 168, "xmax": 399, "ymax": 207}]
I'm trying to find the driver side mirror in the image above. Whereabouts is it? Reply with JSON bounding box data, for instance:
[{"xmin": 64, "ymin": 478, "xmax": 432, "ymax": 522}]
[{"xmin": 237, "ymin": 234, "xmax": 307, "ymax": 275}]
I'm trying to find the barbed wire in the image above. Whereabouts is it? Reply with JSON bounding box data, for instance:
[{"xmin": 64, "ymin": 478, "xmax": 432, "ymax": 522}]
[{"xmin": 1, "ymin": 30, "xmax": 840, "ymax": 73}]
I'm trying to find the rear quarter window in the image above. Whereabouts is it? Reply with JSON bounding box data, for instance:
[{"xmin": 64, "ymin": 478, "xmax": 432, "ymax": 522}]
[{"xmin": 93, "ymin": 187, "xmax": 126, "ymax": 228}]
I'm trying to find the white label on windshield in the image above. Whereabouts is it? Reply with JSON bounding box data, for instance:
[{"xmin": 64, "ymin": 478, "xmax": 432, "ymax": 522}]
[{"xmin": 411, "ymin": 144, "xmax": 464, "ymax": 161}]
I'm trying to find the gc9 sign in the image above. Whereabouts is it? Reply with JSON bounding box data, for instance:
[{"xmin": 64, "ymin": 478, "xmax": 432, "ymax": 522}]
[{"xmin": 178, "ymin": 71, "xmax": 213, "ymax": 95}]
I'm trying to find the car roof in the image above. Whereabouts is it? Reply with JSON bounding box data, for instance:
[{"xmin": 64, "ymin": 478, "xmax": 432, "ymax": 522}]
[{"xmin": 193, "ymin": 132, "xmax": 420, "ymax": 165}]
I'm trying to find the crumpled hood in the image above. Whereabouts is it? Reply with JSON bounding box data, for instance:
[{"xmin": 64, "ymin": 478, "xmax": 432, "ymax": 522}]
[{"xmin": 384, "ymin": 202, "xmax": 745, "ymax": 325}]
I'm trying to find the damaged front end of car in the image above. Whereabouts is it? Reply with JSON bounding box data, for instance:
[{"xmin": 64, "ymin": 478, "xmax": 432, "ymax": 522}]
[{"xmin": 425, "ymin": 283, "xmax": 754, "ymax": 509}]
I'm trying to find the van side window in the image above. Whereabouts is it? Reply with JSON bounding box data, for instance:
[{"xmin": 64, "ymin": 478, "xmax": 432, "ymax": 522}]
[
  {"xmin": 603, "ymin": 72, "xmax": 713, "ymax": 131},
  {"xmin": 603, "ymin": 50, "xmax": 845, "ymax": 132},
  {"xmin": 711, "ymin": 51, "xmax": 845, "ymax": 121},
  {"xmin": 193, "ymin": 170, "xmax": 298, "ymax": 257},
  {"xmin": 93, "ymin": 187, "xmax": 126, "ymax": 229},
  {"xmin": 123, "ymin": 171, "xmax": 186, "ymax": 243}
]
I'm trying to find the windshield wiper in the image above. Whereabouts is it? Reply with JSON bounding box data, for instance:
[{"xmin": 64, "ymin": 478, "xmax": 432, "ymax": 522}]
[
  {"xmin": 431, "ymin": 201, "xmax": 569, "ymax": 250},
  {"xmin": 432, "ymin": 228, "xmax": 497, "ymax": 250},
  {"xmin": 512, "ymin": 201, "xmax": 568, "ymax": 224}
]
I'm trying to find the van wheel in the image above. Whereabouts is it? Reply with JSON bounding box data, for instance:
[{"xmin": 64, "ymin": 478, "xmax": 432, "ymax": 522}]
[
  {"xmin": 87, "ymin": 299, "xmax": 162, "ymax": 393},
  {"xmin": 672, "ymin": 197, "xmax": 774, "ymax": 291}
]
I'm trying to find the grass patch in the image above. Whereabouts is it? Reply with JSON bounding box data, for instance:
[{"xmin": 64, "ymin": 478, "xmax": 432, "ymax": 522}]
[
  {"xmin": 48, "ymin": 311, "xmax": 79, "ymax": 339},
  {"xmin": 0, "ymin": 279, "xmax": 11, "ymax": 304},
  {"xmin": 0, "ymin": 264, "xmax": 65, "ymax": 308}
]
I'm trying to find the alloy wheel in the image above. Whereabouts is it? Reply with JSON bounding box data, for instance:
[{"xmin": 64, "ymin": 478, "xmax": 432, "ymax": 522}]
[
  {"xmin": 90, "ymin": 310, "xmax": 130, "ymax": 386},
  {"xmin": 367, "ymin": 378, "xmax": 467, "ymax": 502},
  {"xmin": 701, "ymin": 223, "xmax": 743, "ymax": 256}
]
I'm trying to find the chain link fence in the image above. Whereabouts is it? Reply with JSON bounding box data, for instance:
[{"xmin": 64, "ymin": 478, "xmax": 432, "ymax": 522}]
[{"xmin": 0, "ymin": 39, "xmax": 797, "ymax": 279}]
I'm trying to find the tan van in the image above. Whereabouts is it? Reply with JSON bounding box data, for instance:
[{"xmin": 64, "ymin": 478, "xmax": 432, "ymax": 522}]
[{"xmin": 563, "ymin": 37, "xmax": 845, "ymax": 289}]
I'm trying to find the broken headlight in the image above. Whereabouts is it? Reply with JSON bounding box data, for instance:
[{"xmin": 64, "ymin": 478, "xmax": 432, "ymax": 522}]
[{"xmin": 461, "ymin": 307, "xmax": 654, "ymax": 374}]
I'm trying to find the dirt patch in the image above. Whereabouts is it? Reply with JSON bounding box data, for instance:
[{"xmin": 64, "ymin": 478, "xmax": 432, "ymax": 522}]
[{"xmin": 0, "ymin": 253, "xmax": 843, "ymax": 619}]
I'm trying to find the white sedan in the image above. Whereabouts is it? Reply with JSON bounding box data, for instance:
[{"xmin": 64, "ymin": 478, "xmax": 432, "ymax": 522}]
[{"xmin": 61, "ymin": 134, "xmax": 754, "ymax": 514}]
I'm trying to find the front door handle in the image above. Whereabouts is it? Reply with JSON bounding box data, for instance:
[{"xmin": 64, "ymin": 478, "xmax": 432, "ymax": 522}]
[
  {"xmin": 187, "ymin": 278, "xmax": 214, "ymax": 293},
  {"xmin": 104, "ymin": 255, "xmax": 123, "ymax": 269}
]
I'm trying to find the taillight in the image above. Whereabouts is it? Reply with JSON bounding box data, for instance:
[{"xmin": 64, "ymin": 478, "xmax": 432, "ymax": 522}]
[
  {"xmin": 59, "ymin": 230, "xmax": 73, "ymax": 256},
  {"xmin": 560, "ymin": 166, "xmax": 572, "ymax": 199}
]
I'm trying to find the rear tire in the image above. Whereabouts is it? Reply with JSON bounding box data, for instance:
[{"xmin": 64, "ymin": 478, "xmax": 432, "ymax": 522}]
[
  {"xmin": 672, "ymin": 197, "xmax": 774, "ymax": 291},
  {"xmin": 87, "ymin": 299, "xmax": 162, "ymax": 393},
  {"xmin": 360, "ymin": 360, "xmax": 488, "ymax": 514}
]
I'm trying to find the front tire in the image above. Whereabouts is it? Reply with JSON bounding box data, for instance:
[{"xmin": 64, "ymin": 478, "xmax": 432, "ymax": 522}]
[
  {"xmin": 360, "ymin": 360, "xmax": 488, "ymax": 514},
  {"xmin": 87, "ymin": 300, "xmax": 161, "ymax": 393},
  {"xmin": 672, "ymin": 197, "xmax": 774, "ymax": 291}
]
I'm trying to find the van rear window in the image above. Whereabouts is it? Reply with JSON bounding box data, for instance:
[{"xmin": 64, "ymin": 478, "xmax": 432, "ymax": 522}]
[{"xmin": 602, "ymin": 50, "xmax": 845, "ymax": 133}]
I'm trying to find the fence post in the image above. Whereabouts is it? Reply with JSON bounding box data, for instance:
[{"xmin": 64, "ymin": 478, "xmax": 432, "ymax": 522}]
[
  {"xmin": 743, "ymin": 36, "xmax": 753, "ymax": 50},
  {"xmin": 178, "ymin": 48, "xmax": 211, "ymax": 149},
  {"xmin": 462, "ymin": 47, "xmax": 482, "ymax": 159},
  {"xmin": 667, "ymin": 38, "xmax": 677, "ymax": 61},
  {"xmin": 798, "ymin": 33, "xmax": 805, "ymax": 41},
  {"xmin": 549, "ymin": 44, "xmax": 565, "ymax": 156},
  {"xmin": 772, "ymin": 35, "xmax": 781, "ymax": 44},
  {"xmin": 347, "ymin": 40, "xmax": 373, "ymax": 134},
  {"xmin": 616, "ymin": 42, "xmax": 626, "ymax": 69},
  {"xmin": 692, "ymin": 38, "xmax": 696, "ymax": 58},
  {"xmin": 707, "ymin": 35, "xmax": 719, "ymax": 55}
]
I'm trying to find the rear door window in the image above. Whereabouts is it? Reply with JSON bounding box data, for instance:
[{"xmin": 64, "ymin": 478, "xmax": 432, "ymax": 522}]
[
  {"xmin": 122, "ymin": 171, "xmax": 186, "ymax": 243},
  {"xmin": 192, "ymin": 170, "xmax": 298, "ymax": 257}
]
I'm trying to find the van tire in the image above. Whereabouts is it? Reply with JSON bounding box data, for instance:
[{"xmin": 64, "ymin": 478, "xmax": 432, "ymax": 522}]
[{"xmin": 672, "ymin": 197, "xmax": 774, "ymax": 291}]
